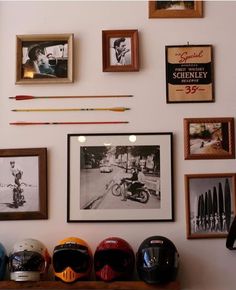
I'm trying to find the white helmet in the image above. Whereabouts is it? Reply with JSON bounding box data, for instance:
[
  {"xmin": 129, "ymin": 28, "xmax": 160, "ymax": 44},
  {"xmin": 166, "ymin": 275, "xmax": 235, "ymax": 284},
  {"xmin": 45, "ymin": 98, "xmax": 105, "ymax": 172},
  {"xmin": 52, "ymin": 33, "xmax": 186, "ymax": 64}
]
[{"xmin": 8, "ymin": 238, "xmax": 51, "ymax": 281}]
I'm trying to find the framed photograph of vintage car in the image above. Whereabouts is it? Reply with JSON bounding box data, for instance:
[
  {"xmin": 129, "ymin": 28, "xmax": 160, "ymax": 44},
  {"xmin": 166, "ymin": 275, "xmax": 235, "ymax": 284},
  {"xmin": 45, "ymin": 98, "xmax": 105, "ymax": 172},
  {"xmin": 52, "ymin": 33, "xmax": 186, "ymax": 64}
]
[
  {"xmin": 184, "ymin": 117, "xmax": 235, "ymax": 160},
  {"xmin": 67, "ymin": 133, "xmax": 173, "ymax": 222},
  {"xmin": 0, "ymin": 148, "xmax": 47, "ymax": 220},
  {"xmin": 102, "ymin": 30, "xmax": 139, "ymax": 72},
  {"xmin": 16, "ymin": 34, "xmax": 73, "ymax": 84},
  {"xmin": 166, "ymin": 44, "xmax": 214, "ymax": 103},
  {"xmin": 149, "ymin": 1, "xmax": 203, "ymax": 18},
  {"xmin": 185, "ymin": 173, "xmax": 236, "ymax": 239}
]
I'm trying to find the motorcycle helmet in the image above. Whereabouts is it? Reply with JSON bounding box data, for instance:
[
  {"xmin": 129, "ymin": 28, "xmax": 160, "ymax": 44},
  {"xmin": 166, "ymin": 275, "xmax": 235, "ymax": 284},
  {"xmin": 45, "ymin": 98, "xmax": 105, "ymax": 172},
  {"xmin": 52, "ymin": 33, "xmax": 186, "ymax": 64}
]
[
  {"xmin": 94, "ymin": 237, "xmax": 135, "ymax": 282},
  {"xmin": 0, "ymin": 242, "xmax": 7, "ymax": 280},
  {"xmin": 136, "ymin": 236, "xmax": 179, "ymax": 284},
  {"xmin": 8, "ymin": 238, "xmax": 51, "ymax": 281},
  {"xmin": 52, "ymin": 237, "xmax": 93, "ymax": 283}
]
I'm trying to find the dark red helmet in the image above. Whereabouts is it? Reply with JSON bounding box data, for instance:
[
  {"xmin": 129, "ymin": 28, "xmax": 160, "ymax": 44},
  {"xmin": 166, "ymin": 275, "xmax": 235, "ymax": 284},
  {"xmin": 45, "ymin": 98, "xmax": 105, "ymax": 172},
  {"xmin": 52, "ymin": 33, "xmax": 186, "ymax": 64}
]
[{"xmin": 94, "ymin": 237, "xmax": 135, "ymax": 282}]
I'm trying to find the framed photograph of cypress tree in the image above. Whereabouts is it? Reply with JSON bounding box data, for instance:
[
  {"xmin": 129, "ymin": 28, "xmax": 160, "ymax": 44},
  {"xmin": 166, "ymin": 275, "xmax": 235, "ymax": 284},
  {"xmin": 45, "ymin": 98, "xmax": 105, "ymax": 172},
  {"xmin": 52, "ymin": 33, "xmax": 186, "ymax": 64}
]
[
  {"xmin": 184, "ymin": 117, "xmax": 235, "ymax": 160},
  {"xmin": 185, "ymin": 173, "xmax": 236, "ymax": 239}
]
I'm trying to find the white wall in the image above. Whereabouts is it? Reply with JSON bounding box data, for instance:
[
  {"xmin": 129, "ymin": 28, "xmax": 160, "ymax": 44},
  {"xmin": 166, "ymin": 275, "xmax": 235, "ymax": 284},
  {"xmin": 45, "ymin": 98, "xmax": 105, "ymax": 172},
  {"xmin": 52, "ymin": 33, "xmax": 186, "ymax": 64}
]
[{"xmin": 0, "ymin": 1, "xmax": 236, "ymax": 289}]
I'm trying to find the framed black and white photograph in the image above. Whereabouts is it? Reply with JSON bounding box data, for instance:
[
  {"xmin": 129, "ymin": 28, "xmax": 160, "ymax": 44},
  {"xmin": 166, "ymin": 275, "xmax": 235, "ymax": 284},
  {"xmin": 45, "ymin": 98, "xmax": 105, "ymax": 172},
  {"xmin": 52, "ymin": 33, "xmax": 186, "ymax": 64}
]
[
  {"xmin": 185, "ymin": 173, "xmax": 236, "ymax": 239},
  {"xmin": 102, "ymin": 30, "xmax": 139, "ymax": 72},
  {"xmin": 149, "ymin": 1, "xmax": 203, "ymax": 18},
  {"xmin": 184, "ymin": 117, "xmax": 235, "ymax": 160},
  {"xmin": 16, "ymin": 33, "xmax": 74, "ymax": 84},
  {"xmin": 0, "ymin": 148, "xmax": 47, "ymax": 220},
  {"xmin": 67, "ymin": 133, "xmax": 173, "ymax": 222}
]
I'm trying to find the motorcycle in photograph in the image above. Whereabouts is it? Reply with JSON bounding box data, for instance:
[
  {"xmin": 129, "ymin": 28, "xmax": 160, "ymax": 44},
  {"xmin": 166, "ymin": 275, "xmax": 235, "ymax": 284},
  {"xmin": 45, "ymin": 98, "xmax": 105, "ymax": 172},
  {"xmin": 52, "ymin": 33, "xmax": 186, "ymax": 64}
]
[
  {"xmin": 112, "ymin": 178, "xmax": 150, "ymax": 203},
  {"xmin": 7, "ymin": 184, "xmax": 26, "ymax": 208}
]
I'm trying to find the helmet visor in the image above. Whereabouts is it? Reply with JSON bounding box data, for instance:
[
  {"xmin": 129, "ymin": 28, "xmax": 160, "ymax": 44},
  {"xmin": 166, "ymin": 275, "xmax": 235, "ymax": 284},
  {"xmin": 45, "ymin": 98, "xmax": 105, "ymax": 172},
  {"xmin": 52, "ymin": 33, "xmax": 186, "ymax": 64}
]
[
  {"xmin": 94, "ymin": 250, "xmax": 132, "ymax": 272},
  {"xmin": 53, "ymin": 249, "xmax": 90, "ymax": 273},
  {"xmin": 9, "ymin": 251, "xmax": 45, "ymax": 272},
  {"xmin": 140, "ymin": 247, "xmax": 175, "ymax": 269}
]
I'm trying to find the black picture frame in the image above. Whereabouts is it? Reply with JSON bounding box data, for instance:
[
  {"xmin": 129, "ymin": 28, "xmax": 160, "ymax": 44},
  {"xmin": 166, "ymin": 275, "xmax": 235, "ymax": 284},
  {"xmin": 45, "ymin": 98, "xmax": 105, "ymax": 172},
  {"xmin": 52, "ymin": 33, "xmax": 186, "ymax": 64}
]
[{"xmin": 67, "ymin": 133, "xmax": 173, "ymax": 222}]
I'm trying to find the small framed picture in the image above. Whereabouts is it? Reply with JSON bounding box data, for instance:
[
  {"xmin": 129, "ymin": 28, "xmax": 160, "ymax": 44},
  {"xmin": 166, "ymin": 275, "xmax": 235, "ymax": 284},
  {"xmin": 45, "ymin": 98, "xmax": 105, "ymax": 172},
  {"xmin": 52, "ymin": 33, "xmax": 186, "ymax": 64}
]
[
  {"xmin": 16, "ymin": 33, "xmax": 74, "ymax": 84},
  {"xmin": 149, "ymin": 1, "xmax": 203, "ymax": 18},
  {"xmin": 0, "ymin": 148, "xmax": 47, "ymax": 220},
  {"xmin": 184, "ymin": 117, "xmax": 235, "ymax": 160},
  {"xmin": 67, "ymin": 133, "xmax": 173, "ymax": 222},
  {"xmin": 185, "ymin": 173, "xmax": 236, "ymax": 239},
  {"xmin": 102, "ymin": 30, "xmax": 139, "ymax": 72},
  {"xmin": 165, "ymin": 45, "xmax": 214, "ymax": 103}
]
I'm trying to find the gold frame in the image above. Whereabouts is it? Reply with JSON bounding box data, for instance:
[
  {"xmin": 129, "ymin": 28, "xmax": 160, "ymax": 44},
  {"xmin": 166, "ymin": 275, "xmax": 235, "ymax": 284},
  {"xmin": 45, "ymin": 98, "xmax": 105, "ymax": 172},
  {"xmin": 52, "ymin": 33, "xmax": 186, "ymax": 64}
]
[
  {"xmin": 185, "ymin": 173, "xmax": 236, "ymax": 239},
  {"xmin": 102, "ymin": 30, "xmax": 139, "ymax": 72},
  {"xmin": 16, "ymin": 33, "xmax": 74, "ymax": 84},
  {"xmin": 149, "ymin": 1, "xmax": 203, "ymax": 18}
]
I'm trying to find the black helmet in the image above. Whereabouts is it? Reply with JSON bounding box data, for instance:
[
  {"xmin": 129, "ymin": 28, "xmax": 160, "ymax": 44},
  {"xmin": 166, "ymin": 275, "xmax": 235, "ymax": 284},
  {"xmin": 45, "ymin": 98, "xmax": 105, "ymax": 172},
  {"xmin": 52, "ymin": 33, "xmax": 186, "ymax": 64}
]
[{"xmin": 136, "ymin": 236, "xmax": 179, "ymax": 284}]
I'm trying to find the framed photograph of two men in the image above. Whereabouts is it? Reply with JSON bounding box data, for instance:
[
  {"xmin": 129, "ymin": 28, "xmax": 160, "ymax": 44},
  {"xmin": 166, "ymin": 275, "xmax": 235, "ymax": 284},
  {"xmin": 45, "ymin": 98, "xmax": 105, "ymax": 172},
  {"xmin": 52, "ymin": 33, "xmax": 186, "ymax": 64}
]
[
  {"xmin": 166, "ymin": 45, "xmax": 214, "ymax": 103},
  {"xmin": 67, "ymin": 133, "xmax": 173, "ymax": 222}
]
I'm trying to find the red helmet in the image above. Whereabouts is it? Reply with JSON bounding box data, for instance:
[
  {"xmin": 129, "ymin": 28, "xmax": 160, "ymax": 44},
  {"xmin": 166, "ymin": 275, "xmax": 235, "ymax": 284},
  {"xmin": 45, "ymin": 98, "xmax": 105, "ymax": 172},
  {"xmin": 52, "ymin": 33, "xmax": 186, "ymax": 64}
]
[{"xmin": 94, "ymin": 237, "xmax": 135, "ymax": 282}]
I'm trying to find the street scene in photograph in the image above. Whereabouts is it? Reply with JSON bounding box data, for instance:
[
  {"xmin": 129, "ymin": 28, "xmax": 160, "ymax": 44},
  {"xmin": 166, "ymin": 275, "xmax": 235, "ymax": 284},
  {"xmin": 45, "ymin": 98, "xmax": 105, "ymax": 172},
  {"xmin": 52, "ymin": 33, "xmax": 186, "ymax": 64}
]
[{"xmin": 80, "ymin": 145, "xmax": 161, "ymax": 210}]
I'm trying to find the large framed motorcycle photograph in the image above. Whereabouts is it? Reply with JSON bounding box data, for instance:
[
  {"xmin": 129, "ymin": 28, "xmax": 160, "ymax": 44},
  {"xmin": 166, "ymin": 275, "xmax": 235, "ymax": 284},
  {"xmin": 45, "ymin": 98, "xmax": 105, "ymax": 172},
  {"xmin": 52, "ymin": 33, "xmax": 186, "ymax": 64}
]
[
  {"xmin": 0, "ymin": 148, "xmax": 47, "ymax": 220},
  {"xmin": 67, "ymin": 133, "xmax": 173, "ymax": 222}
]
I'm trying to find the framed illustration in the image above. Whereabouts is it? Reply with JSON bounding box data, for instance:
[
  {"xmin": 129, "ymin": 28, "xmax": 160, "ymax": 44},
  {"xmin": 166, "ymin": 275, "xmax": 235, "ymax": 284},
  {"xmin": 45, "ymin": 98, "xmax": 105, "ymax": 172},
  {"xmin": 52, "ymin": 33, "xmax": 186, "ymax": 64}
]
[
  {"xmin": 184, "ymin": 117, "xmax": 235, "ymax": 160},
  {"xmin": 149, "ymin": 1, "xmax": 203, "ymax": 18},
  {"xmin": 0, "ymin": 148, "xmax": 47, "ymax": 220},
  {"xmin": 185, "ymin": 173, "xmax": 236, "ymax": 239},
  {"xmin": 102, "ymin": 30, "xmax": 139, "ymax": 72},
  {"xmin": 67, "ymin": 133, "xmax": 173, "ymax": 222},
  {"xmin": 16, "ymin": 33, "xmax": 74, "ymax": 84},
  {"xmin": 166, "ymin": 45, "xmax": 214, "ymax": 103}
]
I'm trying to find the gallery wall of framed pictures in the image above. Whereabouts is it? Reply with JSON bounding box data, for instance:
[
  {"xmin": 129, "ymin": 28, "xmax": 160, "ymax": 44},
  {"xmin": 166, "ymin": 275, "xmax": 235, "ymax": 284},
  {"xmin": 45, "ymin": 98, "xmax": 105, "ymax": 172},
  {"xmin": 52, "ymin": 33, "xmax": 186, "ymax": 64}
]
[{"xmin": 1, "ymin": 1, "xmax": 236, "ymax": 288}]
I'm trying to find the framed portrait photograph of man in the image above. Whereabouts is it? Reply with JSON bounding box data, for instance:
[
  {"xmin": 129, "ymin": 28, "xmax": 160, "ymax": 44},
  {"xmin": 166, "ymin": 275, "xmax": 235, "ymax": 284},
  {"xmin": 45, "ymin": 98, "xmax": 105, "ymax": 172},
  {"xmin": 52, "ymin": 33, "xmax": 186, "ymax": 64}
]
[
  {"xmin": 102, "ymin": 30, "xmax": 139, "ymax": 72},
  {"xmin": 16, "ymin": 34, "xmax": 74, "ymax": 84}
]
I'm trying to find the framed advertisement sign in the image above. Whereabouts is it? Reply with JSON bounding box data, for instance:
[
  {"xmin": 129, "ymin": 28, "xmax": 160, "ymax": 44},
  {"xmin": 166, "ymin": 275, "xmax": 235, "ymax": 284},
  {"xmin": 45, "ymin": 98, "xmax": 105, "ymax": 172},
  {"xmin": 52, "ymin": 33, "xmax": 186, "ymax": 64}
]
[{"xmin": 165, "ymin": 45, "xmax": 214, "ymax": 103}]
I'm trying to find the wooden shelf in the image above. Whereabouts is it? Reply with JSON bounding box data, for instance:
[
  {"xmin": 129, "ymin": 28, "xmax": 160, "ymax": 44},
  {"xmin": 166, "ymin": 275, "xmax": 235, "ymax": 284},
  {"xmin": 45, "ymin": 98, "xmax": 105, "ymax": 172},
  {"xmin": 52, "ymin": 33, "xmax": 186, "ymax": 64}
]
[{"xmin": 0, "ymin": 281, "xmax": 180, "ymax": 290}]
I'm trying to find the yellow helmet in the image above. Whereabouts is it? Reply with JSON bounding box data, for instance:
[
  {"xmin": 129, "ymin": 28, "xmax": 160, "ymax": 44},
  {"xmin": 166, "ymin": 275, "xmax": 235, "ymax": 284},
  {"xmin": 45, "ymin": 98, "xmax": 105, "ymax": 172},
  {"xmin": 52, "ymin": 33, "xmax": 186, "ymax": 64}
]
[{"xmin": 52, "ymin": 237, "xmax": 92, "ymax": 283}]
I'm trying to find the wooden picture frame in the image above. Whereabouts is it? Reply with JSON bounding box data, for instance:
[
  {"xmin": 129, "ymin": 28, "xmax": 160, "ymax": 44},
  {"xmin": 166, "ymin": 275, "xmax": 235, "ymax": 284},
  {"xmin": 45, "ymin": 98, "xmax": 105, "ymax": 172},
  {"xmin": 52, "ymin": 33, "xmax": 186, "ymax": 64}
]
[
  {"xmin": 166, "ymin": 44, "xmax": 214, "ymax": 103},
  {"xmin": 16, "ymin": 34, "xmax": 74, "ymax": 84},
  {"xmin": 149, "ymin": 1, "xmax": 203, "ymax": 18},
  {"xmin": 185, "ymin": 173, "xmax": 236, "ymax": 239},
  {"xmin": 184, "ymin": 117, "xmax": 235, "ymax": 160},
  {"xmin": 67, "ymin": 133, "xmax": 173, "ymax": 222},
  {"xmin": 0, "ymin": 148, "xmax": 47, "ymax": 220},
  {"xmin": 102, "ymin": 30, "xmax": 139, "ymax": 72}
]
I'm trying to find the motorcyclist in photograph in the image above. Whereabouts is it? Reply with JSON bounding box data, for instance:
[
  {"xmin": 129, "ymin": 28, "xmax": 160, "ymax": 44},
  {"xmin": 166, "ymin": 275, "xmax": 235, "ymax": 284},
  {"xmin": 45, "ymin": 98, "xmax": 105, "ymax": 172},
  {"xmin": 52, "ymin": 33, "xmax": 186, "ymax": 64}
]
[{"xmin": 121, "ymin": 167, "xmax": 145, "ymax": 201}]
